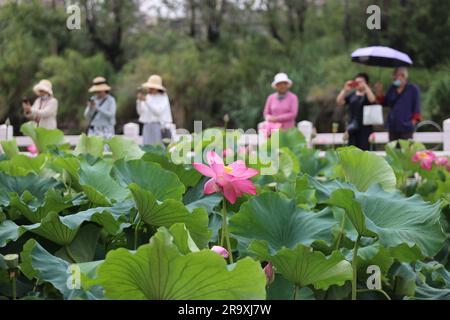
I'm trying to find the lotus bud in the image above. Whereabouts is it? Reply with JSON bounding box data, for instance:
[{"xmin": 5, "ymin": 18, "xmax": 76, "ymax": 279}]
[
  {"xmin": 264, "ymin": 263, "xmax": 275, "ymax": 285},
  {"xmin": 223, "ymin": 114, "xmax": 230, "ymax": 124},
  {"xmin": 5, "ymin": 118, "xmax": 11, "ymax": 126},
  {"xmin": 211, "ymin": 246, "xmax": 229, "ymax": 259},
  {"xmin": 4, "ymin": 254, "xmax": 19, "ymax": 270}
]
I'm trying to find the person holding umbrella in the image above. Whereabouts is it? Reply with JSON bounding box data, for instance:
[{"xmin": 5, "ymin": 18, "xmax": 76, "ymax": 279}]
[
  {"xmin": 376, "ymin": 67, "xmax": 422, "ymax": 142},
  {"xmin": 351, "ymin": 46, "xmax": 420, "ymax": 143}
]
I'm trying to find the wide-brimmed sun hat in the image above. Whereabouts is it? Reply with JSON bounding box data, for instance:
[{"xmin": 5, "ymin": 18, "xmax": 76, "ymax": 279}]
[
  {"xmin": 142, "ymin": 75, "xmax": 166, "ymax": 92},
  {"xmin": 272, "ymin": 73, "xmax": 293, "ymax": 89},
  {"xmin": 33, "ymin": 79, "xmax": 53, "ymax": 96},
  {"xmin": 89, "ymin": 77, "xmax": 112, "ymax": 93}
]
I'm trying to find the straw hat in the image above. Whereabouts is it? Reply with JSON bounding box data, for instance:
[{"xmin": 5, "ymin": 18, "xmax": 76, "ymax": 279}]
[
  {"xmin": 142, "ymin": 75, "xmax": 166, "ymax": 92},
  {"xmin": 271, "ymin": 73, "xmax": 293, "ymax": 89},
  {"xmin": 33, "ymin": 79, "xmax": 53, "ymax": 96},
  {"xmin": 89, "ymin": 77, "xmax": 112, "ymax": 93}
]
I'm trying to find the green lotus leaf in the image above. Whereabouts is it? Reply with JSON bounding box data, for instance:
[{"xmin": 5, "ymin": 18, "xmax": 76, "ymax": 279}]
[
  {"xmin": 269, "ymin": 245, "xmax": 352, "ymax": 290},
  {"xmin": 0, "ymin": 139, "xmax": 19, "ymax": 159},
  {"xmin": 0, "ymin": 172, "xmax": 62, "ymax": 207},
  {"xmin": 327, "ymin": 185, "xmax": 445, "ymax": 258},
  {"xmin": 94, "ymin": 227, "xmax": 266, "ymax": 300},
  {"xmin": 411, "ymin": 283, "xmax": 450, "ymax": 300},
  {"xmin": 167, "ymin": 223, "xmax": 200, "ymax": 255},
  {"xmin": 275, "ymin": 147, "xmax": 300, "ymax": 181},
  {"xmin": 142, "ymin": 152, "xmax": 202, "ymax": 188},
  {"xmin": 26, "ymin": 212, "xmax": 80, "ymax": 246},
  {"xmin": 106, "ymin": 136, "xmax": 144, "ymax": 161},
  {"xmin": 337, "ymin": 146, "xmax": 397, "ymax": 192},
  {"xmin": 0, "ymin": 201, "xmax": 133, "ymax": 247},
  {"xmin": 69, "ymin": 200, "xmax": 133, "ymax": 235},
  {"xmin": 55, "ymin": 224, "xmax": 102, "ymax": 263},
  {"xmin": 79, "ymin": 160, "xmax": 128, "ymax": 205},
  {"xmin": 278, "ymin": 128, "xmax": 307, "ymax": 156},
  {"xmin": 50, "ymin": 156, "xmax": 82, "ymax": 190},
  {"xmin": 229, "ymin": 192, "xmax": 337, "ymax": 255},
  {"xmin": 0, "ymin": 154, "xmax": 49, "ymax": 176},
  {"xmin": 20, "ymin": 122, "xmax": 66, "ymax": 153},
  {"xmin": 9, "ymin": 189, "xmax": 80, "ymax": 224},
  {"xmin": 74, "ymin": 134, "xmax": 104, "ymax": 158},
  {"xmin": 112, "ymin": 159, "xmax": 185, "ymax": 201},
  {"xmin": 307, "ymin": 176, "xmax": 355, "ymax": 203},
  {"xmin": 183, "ymin": 177, "xmax": 222, "ymax": 213},
  {"xmin": 0, "ymin": 220, "xmax": 25, "ymax": 247},
  {"xmin": 130, "ymin": 183, "xmax": 210, "ymax": 247},
  {"xmin": 20, "ymin": 239, "xmax": 103, "ymax": 299}
]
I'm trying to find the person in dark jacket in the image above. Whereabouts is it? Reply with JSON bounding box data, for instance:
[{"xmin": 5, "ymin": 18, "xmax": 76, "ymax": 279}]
[
  {"xmin": 376, "ymin": 67, "xmax": 422, "ymax": 142},
  {"xmin": 336, "ymin": 72, "xmax": 377, "ymax": 150}
]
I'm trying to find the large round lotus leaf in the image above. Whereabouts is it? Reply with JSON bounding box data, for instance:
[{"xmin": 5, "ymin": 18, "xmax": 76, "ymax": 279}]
[
  {"xmin": 95, "ymin": 228, "xmax": 266, "ymax": 300},
  {"xmin": 229, "ymin": 192, "xmax": 337, "ymax": 255}
]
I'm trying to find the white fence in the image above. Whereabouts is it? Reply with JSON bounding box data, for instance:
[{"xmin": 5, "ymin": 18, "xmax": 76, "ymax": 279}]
[{"xmin": 1, "ymin": 119, "xmax": 449, "ymax": 155}]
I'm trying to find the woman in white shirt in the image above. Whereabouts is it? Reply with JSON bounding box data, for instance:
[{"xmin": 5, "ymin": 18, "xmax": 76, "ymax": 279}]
[
  {"xmin": 136, "ymin": 75, "xmax": 173, "ymax": 146},
  {"xmin": 22, "ymin": 79, "xmax": 58, "ymax": 130}
]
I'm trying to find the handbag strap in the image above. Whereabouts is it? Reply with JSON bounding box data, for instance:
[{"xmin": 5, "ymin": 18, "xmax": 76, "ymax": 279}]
[{"xmin": 87, "ymin": 97, "xmax": 108, "ymax": 132}]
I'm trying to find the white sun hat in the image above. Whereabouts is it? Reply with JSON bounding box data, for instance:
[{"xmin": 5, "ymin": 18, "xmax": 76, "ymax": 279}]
[
  {"xmin": 142, "ymin": 75, "xmax": 166, "ymax": 92},
  {"xmin": 88, "ymin": 77, "xmax": 112, "ymax": 93},
  {"xmin": 272, "ymin": 73, "xmax": 293, "ymax": 89},
  {"xmin": 33, "ymin": 79, "xmax": 53, "ymax": 96}
]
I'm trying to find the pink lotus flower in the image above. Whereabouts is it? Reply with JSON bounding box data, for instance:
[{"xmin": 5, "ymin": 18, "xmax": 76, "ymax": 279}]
[
  {"xmin": 435, "ymin": 157, "xmax": 449, "ymax": 167},
  {"xmin": 412, "ymin": 150, "xmax": 437, "ymax": 171},
  {"xmin": 211, "ymin": 246, "xmax": 229, "ymax": 259},
  {"xmin": 193, "ymin": 151, "xmax": 259, "ymax": 204},
  {"xmin": 264, "ymin": 263, "xmax": 275, "ymax": 285},
  {"xmin": 368, "ymin": 132, "xmax": 376, "ymax": 144},
  {"xmin": 260, "ymin": 121, "xmax": 282, "ymax": 138},
  {"xmin": 27, "ymin": 144, "xmax": 39, "ymax": 157}
]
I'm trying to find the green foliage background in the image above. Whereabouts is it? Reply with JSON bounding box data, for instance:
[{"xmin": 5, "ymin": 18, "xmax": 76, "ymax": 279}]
[{"xmin": 0, "ymin": 0, "xmax": 449, "ymax": 134}]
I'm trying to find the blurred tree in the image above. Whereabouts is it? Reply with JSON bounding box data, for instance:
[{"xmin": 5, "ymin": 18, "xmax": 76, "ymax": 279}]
[{"xmin": 78, "ymin": 0, "xmax": 141, "ymax": 70}]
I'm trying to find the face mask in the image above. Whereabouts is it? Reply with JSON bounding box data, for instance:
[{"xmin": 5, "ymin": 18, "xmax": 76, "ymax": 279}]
[{"xmin": 393, "ymin": 80, "xmax": 402, "ymax": 87}]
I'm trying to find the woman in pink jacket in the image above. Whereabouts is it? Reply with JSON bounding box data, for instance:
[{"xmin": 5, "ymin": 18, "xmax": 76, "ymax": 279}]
[{"xmin": 263, "ymin": 73, "xmax": 299, "ymax": 130}]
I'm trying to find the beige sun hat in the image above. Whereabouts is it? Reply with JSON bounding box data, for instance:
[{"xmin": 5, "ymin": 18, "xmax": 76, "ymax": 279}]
[
  {"xmin": 33, "ymin": 79, "xmax": 53, "ymax": 96},
  {"xmin": 88, "ymin": 77, "xmax": 112, "ymax": 93},
  {"xmin": 271, "ymin": 73, "xmax": 293, "ymax": 89},
  {"xmin": 142, "ymin": 75, "xmax": 166, "ymax": 92}
]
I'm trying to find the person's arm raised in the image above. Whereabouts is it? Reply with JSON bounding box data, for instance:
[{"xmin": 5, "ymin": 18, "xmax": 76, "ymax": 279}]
[{"xmin": 337, "ymin": 81, "xmax": 352, "ymax": 106}]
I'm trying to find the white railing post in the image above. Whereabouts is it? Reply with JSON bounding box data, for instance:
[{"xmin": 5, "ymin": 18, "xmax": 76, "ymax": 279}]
[
  {"xmin": 443, "ymin": 119, "xmax": 450, "ymax": 152},
  {"xmin": 123, "ymin": 122, "xmax": 140, "ymax": 144},
  {"xmin": 0, "ymin": 124, "xmax": 14, "ymax": 141},
  {"xmin": 298, "ymin": 121, "xmax": 313, "ymax": 148}
]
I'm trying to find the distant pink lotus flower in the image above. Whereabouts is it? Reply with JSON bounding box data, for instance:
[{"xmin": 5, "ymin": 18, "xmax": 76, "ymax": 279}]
[
  {"xmin": 27, "ymin": 144, "xmax": 39, "ymax": 157},
  {"xmin": 260, "ymin": 121, "xmax": 282, "ymax": 138},
  {"xmin": 412, "ymin": 150, "xmax": 437, "ymax": 171},
  {"xmin": 193, "ymin": 151, "xmax": 259, "ymax": 204},
  {"xmin": 264, "ymin": 263, "xmax": 275, "ymax": 285},
  {"xmin": 369, "ymin": 132, "xmax": 376, "ymax": 144},
  {"xmin": 211, "ymin": 246, "xmax": 229, "ymax": 259},
  {"xmin": 435, "ymin": 157, "xmax": 449, "ymax": 167}
]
